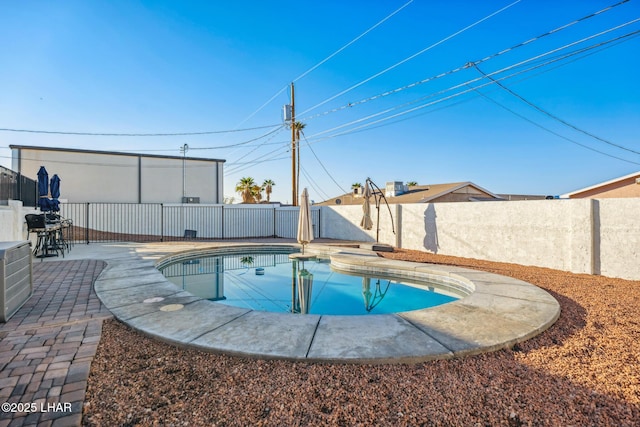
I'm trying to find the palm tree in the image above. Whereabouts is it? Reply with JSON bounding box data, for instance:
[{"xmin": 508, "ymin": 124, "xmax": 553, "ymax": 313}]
[
  {"xmin": 235, "ymin": 177, "xmax": 255, "ymax": 203},
  {"xmin": 252, "ymin": 185, "xmax": 263, "ymax": 203},
  {"xmin": 407, "ymin": 181, "xmax": 418, "ymax": 187},
  {"xmin": 263, "ymin": 179, "xmax": 275, "ymax": 202}
]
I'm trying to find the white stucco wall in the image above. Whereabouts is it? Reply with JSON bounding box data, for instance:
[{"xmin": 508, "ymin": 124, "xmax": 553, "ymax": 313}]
[
  {"xmin": 320, "ymin": 198, "xmax": 640, "ymax": 281},
  {"xmin": 0, "ymin": 201, "xmax": 29, "ymax": 242},
  {"xmin": 597, "ymin": 198, "xmax": 640, "ymax": 279}
]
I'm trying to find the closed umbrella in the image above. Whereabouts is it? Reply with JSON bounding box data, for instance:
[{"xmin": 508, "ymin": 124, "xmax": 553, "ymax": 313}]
[
  {"xmin": 37, "ymin": 166, "xmax": 50, "ymax": 211},
  {"xmin": 360, "ymin": 181, "xmax": 373, "ymax": 230},
  {"xmin": 297, "ymin": 188, "xmax": 313, "ymax": 254},
  {"xmin": 297, "ymin": 268, "xmax": 313, "ymax": 314},
  {"xmin": 362, "ymin": 277, "xmax": 372, "ymax": 310},
  {"xmin": 50, "ymin": 174, "xmax": 61, "ymax": 212}
]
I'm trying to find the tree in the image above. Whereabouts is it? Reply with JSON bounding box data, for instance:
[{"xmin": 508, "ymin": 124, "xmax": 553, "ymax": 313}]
[
  {"xmin": 407, "ymin": 181, "xmax": 418, "ymax": 187},
  {"xmin": 263, "ymin": 179, "xmax": 275, "ymax": 202},
  {"xmin": 235, "ymin": 177, "xmax": 256, "ymax": 203},
  {"xmin": 252, "ymin": 185, "xmax": 263, "ymax": 203},
  {"xmin": 351, "ymin": 183, "xmax": 362, "ymax": 189}
]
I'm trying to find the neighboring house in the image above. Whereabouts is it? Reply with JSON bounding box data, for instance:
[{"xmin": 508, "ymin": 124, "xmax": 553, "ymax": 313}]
[
  {"xmin": 10, "ymin": 145, "xmax": 225, "ymax": 204},
  {"xmin": 561, "ymin": 171, "xmax": 640, "ymax": 199},
  {"xmin": 317, "ymin": 181, "xmax": 504, "ymax": 205}
]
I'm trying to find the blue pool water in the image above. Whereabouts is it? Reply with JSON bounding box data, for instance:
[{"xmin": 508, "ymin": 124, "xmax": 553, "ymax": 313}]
[{"xmin": 159, "ymin": 252, "xmax": 461, "ymax": 315}]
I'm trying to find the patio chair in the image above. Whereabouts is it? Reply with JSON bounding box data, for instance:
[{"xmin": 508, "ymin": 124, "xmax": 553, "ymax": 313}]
[{"xmin": 25, "ymin": 214, "xmax": 62, "ymax": 259}]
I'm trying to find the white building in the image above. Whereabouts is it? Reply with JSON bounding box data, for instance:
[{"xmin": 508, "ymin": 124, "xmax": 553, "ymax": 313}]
[{"xmin": 10, "ymin": 145, "xmax": 225, "ymax": 204}]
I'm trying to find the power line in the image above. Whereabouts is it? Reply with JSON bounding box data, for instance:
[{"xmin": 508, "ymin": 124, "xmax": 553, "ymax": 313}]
[
  {"xmin": 300, "ymin": 0, "xmax": 523, "ymax": 116},
  {"xmin": 300, "ymin": 132, "xmax": 349, "ymax": 194},
  {"xmin": 188, "ymin": 126, "xmax": 285, "ymax": 150},
  {"xmin": 472, "ymin": 63, "xmax": 640, "ymax": 156},
  {"xmin": 0, "ymin": 124, "xmax": 282, "ymax": 137},
  {"xmin": 299, "ymin": 0, "xmax": 632, "ymax": 123},
  {"xmin": 234, "ymin": 0, "xmax": 415, "ymax": 127},
  {"xmin": 225, "ymin": 127, "xmax": 288, "ymax": 167},
  {"xmin": 303, "ymin": 27, "xmax": 640, "ymax": 142},
  {"xmin": 300, "ymin": 166, "xmax": 332, "ymax": 201},
  {"xmin": 293, "ymin": 0, "xmax": 415, "ymax": 83},
  {"xmin": 470, "ymin": 86, "xmax": 640, "ymax": 166},
  {"xmin": 224, "ymin": 143, "xmax": 290, "ymax": 174},
  {"xmin": 317, "ymin": 33, "xmax": 634, "ymax": 139}
]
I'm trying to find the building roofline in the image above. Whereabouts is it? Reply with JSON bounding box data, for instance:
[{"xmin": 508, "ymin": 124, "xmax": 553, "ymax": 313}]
[
  {"xmin": 560, "ymin": 170, "xmax": 640, "ymax": 197},
  {"xmin": 318, "ymin": 181, "xmax": 502, "ymax": 205},
  {"xmin": 418, "ymin": 181, "xmax": 500, "ymax": 203},
  {"xmin": 9, "ymin": 144, "xmax": 226, "ymax": 163}
]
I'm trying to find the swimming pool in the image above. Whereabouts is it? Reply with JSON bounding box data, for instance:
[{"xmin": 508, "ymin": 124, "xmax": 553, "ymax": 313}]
[{"xmin": 158, "ymin": 250, "xmax": 465, "ymax": 315}]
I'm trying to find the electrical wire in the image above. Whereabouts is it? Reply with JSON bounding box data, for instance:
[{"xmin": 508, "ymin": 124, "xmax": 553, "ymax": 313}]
[
  {"xmin": 215, "ymin": 27, "xmax": 640, "ymax": 176},
  {"xmin": 303, "ymin": 27, "xmax": 640, "ymax": 142},
  {"xmin": 299, "ymin": 0, "xmax": 632, "ymax": 123},
  {"xmin": 300, "ymin": 166, "xmax": 332, "ymax": 201},
  {"xmin": 300, "ymin": 0, "xmax": 523, "ymax": 116},
  {"xmin": 234, "ymin": 0, "xmax": 415, "ymax": 127},
  {"xmin": 300, "ymin": 132, "xmax": 349, "ymax": 195},
  {"xmin": 225, "ymin": 126, "xmax": 288, "ymax": 167},
  {"xmin": 472, "ymin": 63, "xmax": 640, "ymax": 156},
  {"xmin": 188, "ymin": 125, "xmax": 285, "ymax": 150},
  {"xmin": 224, "ymin": 143, "xmax": 290, "ymax": 174},
  {"xmin": 292, "ymin": 0, "xmax": 415, "ymax": 84},
  {"xmin": 0, "ymin": 123, "xmax": 281, "ymax": 137},
  {"xmin": 470, "ymin": 86, "xmax": 640, "ymax": 166}
]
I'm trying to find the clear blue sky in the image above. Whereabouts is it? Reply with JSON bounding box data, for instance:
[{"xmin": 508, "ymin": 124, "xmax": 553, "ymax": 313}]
[{"xmin": 1, "ymin": 0, "xmax": 639, "ymax": 203}]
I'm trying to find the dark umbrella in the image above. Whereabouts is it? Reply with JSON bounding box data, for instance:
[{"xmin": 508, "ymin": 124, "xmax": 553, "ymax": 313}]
[
  {"xmin": 50, "ymin": 174, "xmax": 60, "ymax": 212},
  {"xmin": 37, "ymin": 166, "xmax": 50, "ymax": 211}
]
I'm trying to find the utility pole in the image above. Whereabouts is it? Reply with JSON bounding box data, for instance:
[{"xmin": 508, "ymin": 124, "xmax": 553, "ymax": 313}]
[{"xmin": 290, "ymin": 82, "xmax": 297, "ymax": 206}]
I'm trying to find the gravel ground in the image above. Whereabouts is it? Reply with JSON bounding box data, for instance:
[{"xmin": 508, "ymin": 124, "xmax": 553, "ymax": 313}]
[{"xmin": 83, "ymin": 249, "xmax": 640, "ymax": 426}]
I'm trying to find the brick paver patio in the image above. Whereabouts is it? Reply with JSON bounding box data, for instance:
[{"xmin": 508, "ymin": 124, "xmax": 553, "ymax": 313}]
[{"xmin": 0, "ymin": 260, "xmax": 111, "ymax": 427}]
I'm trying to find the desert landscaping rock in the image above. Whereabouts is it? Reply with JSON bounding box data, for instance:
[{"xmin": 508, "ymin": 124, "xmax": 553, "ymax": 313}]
[{"xmin": 82, "ymin": 249, "xmax": 640, "ymax": 426}]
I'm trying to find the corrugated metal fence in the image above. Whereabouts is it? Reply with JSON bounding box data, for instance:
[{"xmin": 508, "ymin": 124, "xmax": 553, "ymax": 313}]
[{"xmin": 59, "ymin": 203, "xmax": 321, "ymax": 243}]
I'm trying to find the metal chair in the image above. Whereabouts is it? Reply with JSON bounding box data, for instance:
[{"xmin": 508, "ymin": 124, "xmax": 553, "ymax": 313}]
[{"xmin": 25, "ymin": 214, "xmax": 61, "ymax": 259}]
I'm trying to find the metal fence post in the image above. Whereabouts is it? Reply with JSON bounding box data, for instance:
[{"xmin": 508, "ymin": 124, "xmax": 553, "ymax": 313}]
[
  {"xmin": 160, "ymin": 203, "xmax": 164, "ymax": 242},
  {"xmin": 221, "ymin": 205, "xmax": 225, "ymax": 239},
  {"xmin": 273, "ymin": 206, "xmax": 277, "ymax": 238},
  {"xmin": 85, "ymin": 203, "xmax": 90, "ymax": 244}
]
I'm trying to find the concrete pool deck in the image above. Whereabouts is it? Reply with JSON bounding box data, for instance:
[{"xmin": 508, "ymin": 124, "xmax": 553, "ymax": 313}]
[{"xmin": 48, "ymin": 241, "xmax": 559, "ymax": 364}]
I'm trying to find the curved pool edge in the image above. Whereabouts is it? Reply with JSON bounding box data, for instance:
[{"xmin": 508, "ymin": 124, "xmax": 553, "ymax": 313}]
[{"xmin": 92, "ymin": 242, "xmax": 561, "ymax": 364}]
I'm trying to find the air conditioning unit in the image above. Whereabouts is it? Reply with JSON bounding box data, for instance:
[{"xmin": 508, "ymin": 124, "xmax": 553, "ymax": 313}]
[
  {"xmin": 182, "ymin": 196, "xmax": 200, "ymax": 204},
  {"xmin": 0, "ymin": 241, "xmax": 33, "ymax": 322}
]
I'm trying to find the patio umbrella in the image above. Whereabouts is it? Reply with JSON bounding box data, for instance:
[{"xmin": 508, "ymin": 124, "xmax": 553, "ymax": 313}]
[
  {"xmin": 297, "ymin": 188, "xmax": 313, "ymax": 254},
  {"xmin": 37, "ymin": 166, "xmax": 50, "ymax": 211},
  {"xmin": 297, "ymin": 267, "xmax": 313, "ymax": 314},
  {"xmin": 362, "ymin": 277, "xmax": 372, "ymax": 310},
  {"xmin": 49, "ymin": 174, "xmax": 61, "ymax": 212},
  {"xmin": 360, "ymin": 181, "xmax": 373, "ymax": 230}
]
